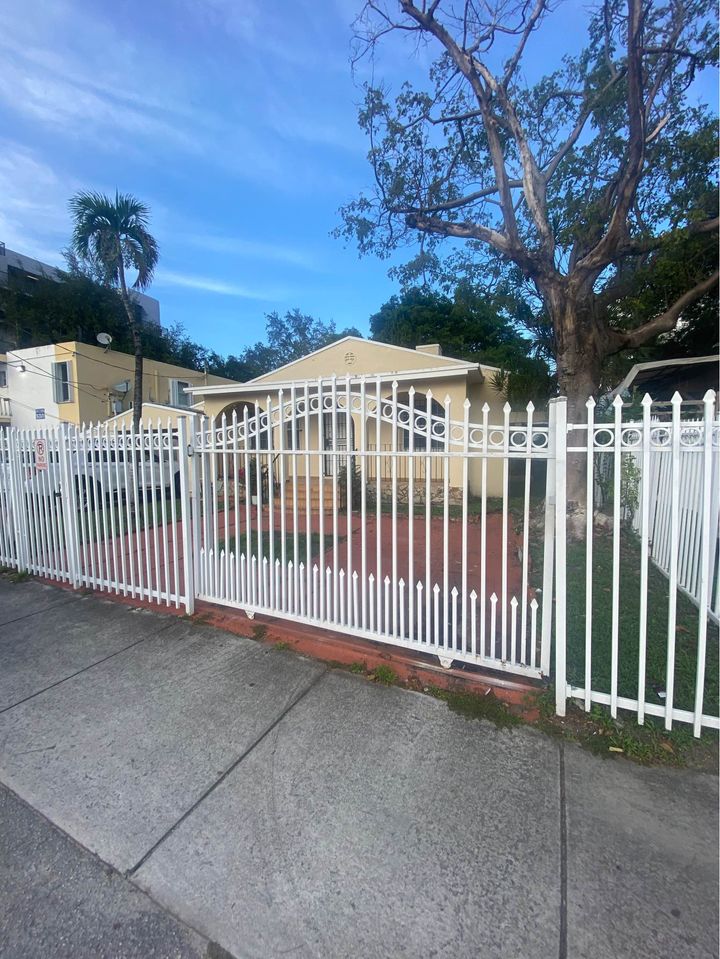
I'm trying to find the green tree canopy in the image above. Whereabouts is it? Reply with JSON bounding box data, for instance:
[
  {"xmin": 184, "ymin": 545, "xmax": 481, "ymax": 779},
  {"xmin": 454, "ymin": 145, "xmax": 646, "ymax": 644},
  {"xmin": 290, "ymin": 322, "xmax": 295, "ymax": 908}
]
[
  {"xmin": 369, "ymin": 286, "xmax": 554, "ymax": 402},
  {"xmin": 0, "ymin": 277, "xmax": 360, "ymax": 385},
  {"xmin": 235, "ymin": 309, "xmax": 362, "ymax": 380}
]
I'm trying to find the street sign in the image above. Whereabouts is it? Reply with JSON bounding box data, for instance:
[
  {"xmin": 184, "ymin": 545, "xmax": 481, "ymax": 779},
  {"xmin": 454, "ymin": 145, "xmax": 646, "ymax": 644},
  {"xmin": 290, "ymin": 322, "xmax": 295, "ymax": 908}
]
[
  {"xmin": 35, "ymin": 408, "xmax": 45, "ymax": 420},
  {"xmin": 34, "ymin": 438, "xmax": 48, "ymax": 471}
]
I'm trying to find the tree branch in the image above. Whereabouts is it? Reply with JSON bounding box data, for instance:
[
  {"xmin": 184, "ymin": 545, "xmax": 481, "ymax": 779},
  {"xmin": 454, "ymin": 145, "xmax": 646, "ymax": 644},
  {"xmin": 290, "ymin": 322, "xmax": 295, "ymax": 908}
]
[
  {"xmin": 613, "ymin": 269, "xmax": 719, "ymax": 349},
  {"xmin": 405, "ymin": 211, "xmax": 515, "ymax": 256},
  {"xmin": 615, "ymin": 216, "xmax": 720, "ymax": 258},
  {"xmin": 575, "ymin": 0, "xmax": 647, "ymax": 277}
]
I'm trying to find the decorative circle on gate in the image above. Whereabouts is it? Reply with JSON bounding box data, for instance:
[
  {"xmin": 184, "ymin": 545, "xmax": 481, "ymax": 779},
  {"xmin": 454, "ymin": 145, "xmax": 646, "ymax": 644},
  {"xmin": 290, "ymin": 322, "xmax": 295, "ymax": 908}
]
[
  {"xmin": 649, "ymin": 426, "xmax": 671, "ymax": 447},
  {"xmin": 679, "ymin": 427, "xmax": 703, "ymax": 448},
  {"xmin": 344, "ymin": 351, "xmax": 356, "ymax": 366},
  {"xmin": 621, "ymin": 428, "xmax": 642, "ymax": 448},
  {"xmin": 593, "ymin": 427, "xmax": 614, "ymax": 449}
]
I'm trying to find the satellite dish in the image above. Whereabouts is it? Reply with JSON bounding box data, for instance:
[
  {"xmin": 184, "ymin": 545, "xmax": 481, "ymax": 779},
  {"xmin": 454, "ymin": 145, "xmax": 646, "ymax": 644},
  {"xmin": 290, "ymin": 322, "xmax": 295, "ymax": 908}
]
[{"xmin": 97, "ymin": 332, "xmax": 113, "ymax": 346}]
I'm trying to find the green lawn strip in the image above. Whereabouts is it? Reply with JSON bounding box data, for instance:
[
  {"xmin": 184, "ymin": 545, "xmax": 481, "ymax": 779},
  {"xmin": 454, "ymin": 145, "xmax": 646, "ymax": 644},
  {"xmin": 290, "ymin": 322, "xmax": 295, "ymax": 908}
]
[
  {"xmin": 218, "ymin": 530, "xmax": 328, "ymax": 562},
  {"xmin": 76, "ymin": 496, "xmax": 182, "ymax": 542},
  {"xmin": 565, "ymin": 532, "xmax": 719, "ymax": 716}
]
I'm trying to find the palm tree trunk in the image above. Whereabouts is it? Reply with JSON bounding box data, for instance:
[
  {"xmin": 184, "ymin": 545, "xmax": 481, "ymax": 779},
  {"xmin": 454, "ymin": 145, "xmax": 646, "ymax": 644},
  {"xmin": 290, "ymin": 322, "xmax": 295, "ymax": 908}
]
[{"xmin": 118, "ymin": 262, "xmax": 143, "ymax": 431}]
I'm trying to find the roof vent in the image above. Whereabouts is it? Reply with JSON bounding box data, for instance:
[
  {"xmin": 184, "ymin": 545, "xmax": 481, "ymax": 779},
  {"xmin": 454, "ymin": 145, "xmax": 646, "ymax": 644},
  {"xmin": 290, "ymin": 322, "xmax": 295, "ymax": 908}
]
[{"xmin": 415, "ymin": 343, "xmax": 443, "ymax": 357}]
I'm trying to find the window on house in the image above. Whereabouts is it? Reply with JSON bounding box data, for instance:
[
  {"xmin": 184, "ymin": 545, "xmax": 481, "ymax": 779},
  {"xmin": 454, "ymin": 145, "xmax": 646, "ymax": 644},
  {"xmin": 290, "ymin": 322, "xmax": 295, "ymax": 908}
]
[
  {"xmin": 170, "ymin": 380, "xmax": 191, "ymax": 408},
  {"xmin": 0, "ymin": 366, "xmax": 6, "ymax": 388},
  {"xmin": 285, "ymin": 420, "xmax": 304, "ymax": 450},
  {"xmin": 52, "ymin": 361, "xmax": 72, "ymax": 404}
]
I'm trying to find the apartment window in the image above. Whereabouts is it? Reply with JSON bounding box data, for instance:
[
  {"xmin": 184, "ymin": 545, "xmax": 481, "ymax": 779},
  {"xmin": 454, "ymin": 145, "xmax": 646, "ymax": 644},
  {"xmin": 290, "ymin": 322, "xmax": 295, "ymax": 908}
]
[
  {"xmin": 0, "ymin": 365, "xmax": 6, "ymax": 388},
  {"xmin": 52, "ymin": 361, "xmax": 72, "ymax": 404},
  {"xmin": 170, "ymin": 379, "xmax": 191, "ymax": 408}
]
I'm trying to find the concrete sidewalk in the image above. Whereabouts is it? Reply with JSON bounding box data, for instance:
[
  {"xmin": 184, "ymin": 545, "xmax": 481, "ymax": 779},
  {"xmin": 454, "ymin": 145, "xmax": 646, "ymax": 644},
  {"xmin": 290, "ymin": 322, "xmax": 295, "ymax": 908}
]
[{"xmin": 0, "ymin": 578, "xmax": 717, "ymax": 959}]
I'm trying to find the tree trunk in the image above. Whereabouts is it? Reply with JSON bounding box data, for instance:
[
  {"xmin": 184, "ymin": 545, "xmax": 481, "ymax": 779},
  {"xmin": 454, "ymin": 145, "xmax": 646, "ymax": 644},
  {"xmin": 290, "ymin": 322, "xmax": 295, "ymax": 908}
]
[
  {"xmin": 118, "ymin": 264, "xmax": 143, "ymax": 432},
  {"xmin": 550, "ymin": 294, "xmax": 605, "ymax": 528}
]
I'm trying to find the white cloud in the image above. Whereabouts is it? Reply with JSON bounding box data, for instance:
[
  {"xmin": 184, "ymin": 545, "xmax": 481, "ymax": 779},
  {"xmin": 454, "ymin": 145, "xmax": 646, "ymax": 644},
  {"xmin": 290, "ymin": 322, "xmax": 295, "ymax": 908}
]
[
  {"xmin": 154, "ymin": 270, "xmax": 291, "ymax": 300},
  {"xmin": 0, "ymin": 141, "xmax": 75, "ymax": 260},
  {"xmin": 181, "ymin": 233, "xmax": 324, "ymax": 271}
]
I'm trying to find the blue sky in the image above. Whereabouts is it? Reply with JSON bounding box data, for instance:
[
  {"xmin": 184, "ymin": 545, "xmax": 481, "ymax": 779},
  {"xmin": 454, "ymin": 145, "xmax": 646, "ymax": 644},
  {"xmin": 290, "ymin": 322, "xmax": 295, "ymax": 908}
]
[{"xmin": 1, "ymin": 0, "xmax": 716, "ymax": 359}]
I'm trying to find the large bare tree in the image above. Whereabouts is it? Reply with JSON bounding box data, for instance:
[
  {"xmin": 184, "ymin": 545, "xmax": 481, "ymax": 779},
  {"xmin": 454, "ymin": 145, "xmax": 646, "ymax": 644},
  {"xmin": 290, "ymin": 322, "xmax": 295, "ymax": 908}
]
[{"xmin": 339, "ymin": 0, "xmax": 718, "ymax": 501}]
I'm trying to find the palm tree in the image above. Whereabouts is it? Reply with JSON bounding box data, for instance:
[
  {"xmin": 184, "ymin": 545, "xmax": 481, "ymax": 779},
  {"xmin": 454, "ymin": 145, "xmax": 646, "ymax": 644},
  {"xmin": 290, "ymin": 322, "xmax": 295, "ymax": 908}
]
[{"xmin": 69, "ymin": 191, "xmax": 159, "ymax": 430}]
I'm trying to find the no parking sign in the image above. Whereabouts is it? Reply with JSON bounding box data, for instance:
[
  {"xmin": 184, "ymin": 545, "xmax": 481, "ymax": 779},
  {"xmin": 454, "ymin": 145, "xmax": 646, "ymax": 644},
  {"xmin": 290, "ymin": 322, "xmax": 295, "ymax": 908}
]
[{"xmin": 34, "ymin": 438, "xmax": 48, "ymax": 471}]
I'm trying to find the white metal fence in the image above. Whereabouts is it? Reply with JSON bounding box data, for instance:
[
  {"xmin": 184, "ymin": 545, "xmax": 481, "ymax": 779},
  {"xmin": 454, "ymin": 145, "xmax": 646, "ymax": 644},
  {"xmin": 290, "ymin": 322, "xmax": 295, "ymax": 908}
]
[
  {"xmin": 0, "ymin": 385, "xmax": 718, "ymax": 737},
  {"xmin": 632, "ymin": 439, "xmax": 720, "ymax": 621},
  {"xmin": 556, "ymin": 391, "xmax": 719, "ymax": 736},
  {"xmin": 193, "ymin": 380, "xmax": 554, "ymax": 679},
  {"xmin": 0, "ymin": 420, "xmax": 194, "ymax": 611}
]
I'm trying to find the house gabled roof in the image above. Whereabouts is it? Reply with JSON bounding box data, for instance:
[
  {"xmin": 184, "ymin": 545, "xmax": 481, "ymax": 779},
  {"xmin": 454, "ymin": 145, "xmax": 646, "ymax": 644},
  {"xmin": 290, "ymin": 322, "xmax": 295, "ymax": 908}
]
[{"xmin": 246, "ymin": 336, "xmax": 480, "ymax": 384}]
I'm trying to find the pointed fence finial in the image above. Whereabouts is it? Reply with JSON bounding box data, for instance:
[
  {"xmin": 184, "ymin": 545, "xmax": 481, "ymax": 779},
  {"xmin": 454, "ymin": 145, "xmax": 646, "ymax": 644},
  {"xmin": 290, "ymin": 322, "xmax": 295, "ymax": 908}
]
[
  {"xmin": 641, "ymin": 393, "xmax": 653, "ymax": 408},
  {"xmin": 612, "ymin": 394, "xmax": 624, "ymax": 409}
]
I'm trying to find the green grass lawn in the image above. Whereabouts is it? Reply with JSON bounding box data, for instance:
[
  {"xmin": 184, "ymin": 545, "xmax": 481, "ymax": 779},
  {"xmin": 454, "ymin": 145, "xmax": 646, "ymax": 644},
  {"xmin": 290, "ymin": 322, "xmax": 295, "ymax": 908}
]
[
  {"xmin": 219, "ymin": 530, "xmax": 325, "ymax": 562},
  {"xmin": 76, "ymin": 494, "xmax": 182, "ymax": 542},
  {"xmin": 565, "ymin": 532, "xmax": 719, "ymax": 716}
]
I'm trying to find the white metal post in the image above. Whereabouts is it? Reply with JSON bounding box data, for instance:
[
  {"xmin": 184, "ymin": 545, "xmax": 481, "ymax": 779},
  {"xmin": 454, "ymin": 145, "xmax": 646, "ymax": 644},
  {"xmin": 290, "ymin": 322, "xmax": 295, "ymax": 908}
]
[
  {"xmin": 178, "ymin": 417, "xmax": 195, "ymax": 614},
  {"xmin": 539, "ymin": 401, "xmax": 556, "ymax": 677},
  {"xmin": 8, "ymin": 428, "xmax": 29, "ymax": 572},
  {"xmin": 57, "ymin": 423, "xmax": 81, "ymax": 588},
  {"xmin": 553, "ymin": 397, "xmax": 568, "ymax": 717}
]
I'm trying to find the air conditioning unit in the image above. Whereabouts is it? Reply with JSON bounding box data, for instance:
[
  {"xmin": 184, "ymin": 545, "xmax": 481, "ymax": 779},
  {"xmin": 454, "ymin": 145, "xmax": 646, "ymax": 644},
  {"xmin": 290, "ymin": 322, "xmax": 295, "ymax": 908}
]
[{"xmin": 112, "ymin": 380, "xmax": 131, "ymax": 394}]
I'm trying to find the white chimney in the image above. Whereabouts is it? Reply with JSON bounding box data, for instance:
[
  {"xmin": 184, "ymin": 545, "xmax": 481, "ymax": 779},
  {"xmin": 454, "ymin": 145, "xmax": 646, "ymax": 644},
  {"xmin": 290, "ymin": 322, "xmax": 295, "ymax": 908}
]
[{"xmin": 415, "ymin": 343, "xmax": 443, "ymax": 357}]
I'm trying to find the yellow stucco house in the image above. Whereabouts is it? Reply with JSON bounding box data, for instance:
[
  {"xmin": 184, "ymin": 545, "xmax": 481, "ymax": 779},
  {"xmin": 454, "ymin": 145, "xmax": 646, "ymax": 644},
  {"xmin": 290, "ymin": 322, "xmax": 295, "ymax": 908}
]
[
  {"xmin": 188, "ymin": 336, "xmax": 509, "ymax": 496},
  {"xmin": 3, "ymin": 341, "xmax": 237, "ymax": 430}
]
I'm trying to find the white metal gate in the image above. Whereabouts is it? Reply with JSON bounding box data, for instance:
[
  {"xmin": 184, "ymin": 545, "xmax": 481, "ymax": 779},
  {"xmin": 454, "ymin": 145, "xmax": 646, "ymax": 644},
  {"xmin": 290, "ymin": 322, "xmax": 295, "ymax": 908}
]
[
  {"xmin": 192, "ymin": 377, "xmax": 555, "ymax": 679},
  {"xmin": 0, "ymin": 420, "xmax": 194, "ymax": 611}
]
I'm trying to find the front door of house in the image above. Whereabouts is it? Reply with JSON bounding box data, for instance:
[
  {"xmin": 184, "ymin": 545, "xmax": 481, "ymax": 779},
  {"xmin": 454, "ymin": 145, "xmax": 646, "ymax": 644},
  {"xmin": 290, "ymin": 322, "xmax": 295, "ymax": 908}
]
[{"xmin": 323, "ymin": 411, "xmax": 353, "ymax": 475}]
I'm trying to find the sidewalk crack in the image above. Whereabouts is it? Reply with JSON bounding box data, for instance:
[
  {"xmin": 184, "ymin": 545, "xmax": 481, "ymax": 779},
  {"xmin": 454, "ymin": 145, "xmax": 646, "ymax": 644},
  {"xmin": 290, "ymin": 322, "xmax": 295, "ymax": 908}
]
[
  {"xmin": 0, "ymin": 618, "xmax": 177, "ymax": 715},
  {"xmin": 559, "ymin": 741, "xmax": 568, "ymax": 959},
  {"xmin": 125, "ymin": 667, "xmax": 327, "ymax": 878}
]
